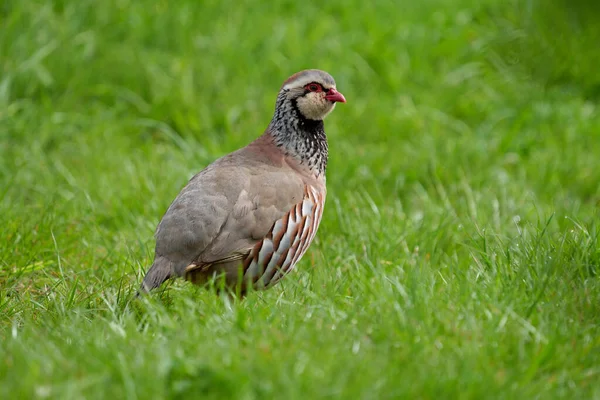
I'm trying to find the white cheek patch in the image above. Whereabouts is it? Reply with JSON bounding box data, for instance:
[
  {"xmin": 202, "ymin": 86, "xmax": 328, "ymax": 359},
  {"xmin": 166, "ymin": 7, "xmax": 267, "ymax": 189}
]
[{"xmin": 297, "ymin": 94, "xmax": 335, "ymax": 120}]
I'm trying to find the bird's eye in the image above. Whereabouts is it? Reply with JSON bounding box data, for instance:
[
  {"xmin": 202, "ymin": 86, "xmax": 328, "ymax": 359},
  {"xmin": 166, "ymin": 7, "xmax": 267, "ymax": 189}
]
[{"xmin": 305, "ymin": 83, "xmax": 322, "ymax": 92}]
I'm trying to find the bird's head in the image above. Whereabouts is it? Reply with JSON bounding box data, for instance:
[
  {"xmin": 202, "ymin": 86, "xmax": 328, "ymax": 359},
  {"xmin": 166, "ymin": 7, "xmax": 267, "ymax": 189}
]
[{"xmin": 277, "ymin": 69, "xmax": 346, "ymax": 121}]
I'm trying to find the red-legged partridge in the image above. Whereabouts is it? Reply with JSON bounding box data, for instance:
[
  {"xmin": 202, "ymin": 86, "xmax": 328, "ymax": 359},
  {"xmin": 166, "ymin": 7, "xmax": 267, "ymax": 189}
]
[{"xmin": 140, "ymin": 69, "xmax": 346, "ymax": 295}]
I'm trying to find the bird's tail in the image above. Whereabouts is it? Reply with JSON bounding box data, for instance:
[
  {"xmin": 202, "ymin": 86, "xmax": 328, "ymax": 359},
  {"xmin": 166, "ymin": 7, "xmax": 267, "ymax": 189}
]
[{"xmin": 138, "ymin": 256, "xmax": 172, "ymax": 295}]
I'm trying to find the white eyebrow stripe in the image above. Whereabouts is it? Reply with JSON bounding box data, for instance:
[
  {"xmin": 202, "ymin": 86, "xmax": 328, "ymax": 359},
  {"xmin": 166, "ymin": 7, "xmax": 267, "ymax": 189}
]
[{"xmin": 283, "ymin": 73, "xmax": 335, "ymax": 90}]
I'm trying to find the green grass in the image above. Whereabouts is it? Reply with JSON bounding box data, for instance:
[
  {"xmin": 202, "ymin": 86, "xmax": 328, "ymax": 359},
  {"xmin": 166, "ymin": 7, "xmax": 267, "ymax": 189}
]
[{"xmin": 1, "ymin": 0, "xmax": 600, "ymax": 398}]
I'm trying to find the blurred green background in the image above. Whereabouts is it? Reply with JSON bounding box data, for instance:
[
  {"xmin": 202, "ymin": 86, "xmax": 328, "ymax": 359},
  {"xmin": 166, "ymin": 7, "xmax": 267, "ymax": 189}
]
[{"xmin": 1, "ymin": 0, "xmax": 599, "ymax": 398}]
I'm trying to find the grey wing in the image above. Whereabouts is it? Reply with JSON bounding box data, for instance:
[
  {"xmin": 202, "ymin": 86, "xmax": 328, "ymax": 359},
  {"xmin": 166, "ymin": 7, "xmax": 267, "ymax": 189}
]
[
  {"xmin": 139, "ymin": 167, "xmax": 231, "ymax": 293},
  {"xmin": 153, "ymin": 175, "xmax": 229, "ymax": 272},
  {"xmin": 198, "ymin": 168, "xmax": 306, "ymax": 265},
  {"xmin": 154, "ymin": 164, "xmax": 305, "ymax": 278}
]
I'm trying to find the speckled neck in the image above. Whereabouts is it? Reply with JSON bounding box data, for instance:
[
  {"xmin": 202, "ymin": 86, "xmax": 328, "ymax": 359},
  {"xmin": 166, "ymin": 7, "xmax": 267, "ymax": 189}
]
[{"xmin": 267, "ymin": 91, "xmax": 328, "ymax": 176}]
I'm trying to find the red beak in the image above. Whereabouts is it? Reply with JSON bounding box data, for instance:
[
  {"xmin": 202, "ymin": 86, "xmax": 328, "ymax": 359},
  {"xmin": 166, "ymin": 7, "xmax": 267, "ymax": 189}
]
[{"xmin": 325, "ymin": 88, "xmax": 347, "ymax": 103}]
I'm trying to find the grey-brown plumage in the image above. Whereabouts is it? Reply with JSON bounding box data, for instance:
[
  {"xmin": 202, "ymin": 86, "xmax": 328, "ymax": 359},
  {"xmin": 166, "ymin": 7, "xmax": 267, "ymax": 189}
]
[{"xmin": 139, "ymin": 69, "xmax": 346, "ymax": 295}]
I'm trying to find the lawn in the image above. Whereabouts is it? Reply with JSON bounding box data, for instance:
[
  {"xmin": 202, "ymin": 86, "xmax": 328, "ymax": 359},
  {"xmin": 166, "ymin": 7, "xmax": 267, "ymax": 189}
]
[{"xmin": 1, "ymin": 0, "xmax": 599, "ymax": 398}]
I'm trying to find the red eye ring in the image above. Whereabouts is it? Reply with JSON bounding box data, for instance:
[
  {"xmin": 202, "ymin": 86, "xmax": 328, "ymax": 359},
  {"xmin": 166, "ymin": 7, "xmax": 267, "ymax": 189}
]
[{"xmin": 305, "ymin": 83, "xmax": 322, "ymax": 92}]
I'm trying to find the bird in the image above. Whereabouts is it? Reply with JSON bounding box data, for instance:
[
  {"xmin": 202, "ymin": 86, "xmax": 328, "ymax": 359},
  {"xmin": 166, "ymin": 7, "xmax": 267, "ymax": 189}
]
[{"xmin": 139, "ymin": 69, "xmax": 346, "ymax": 296}]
